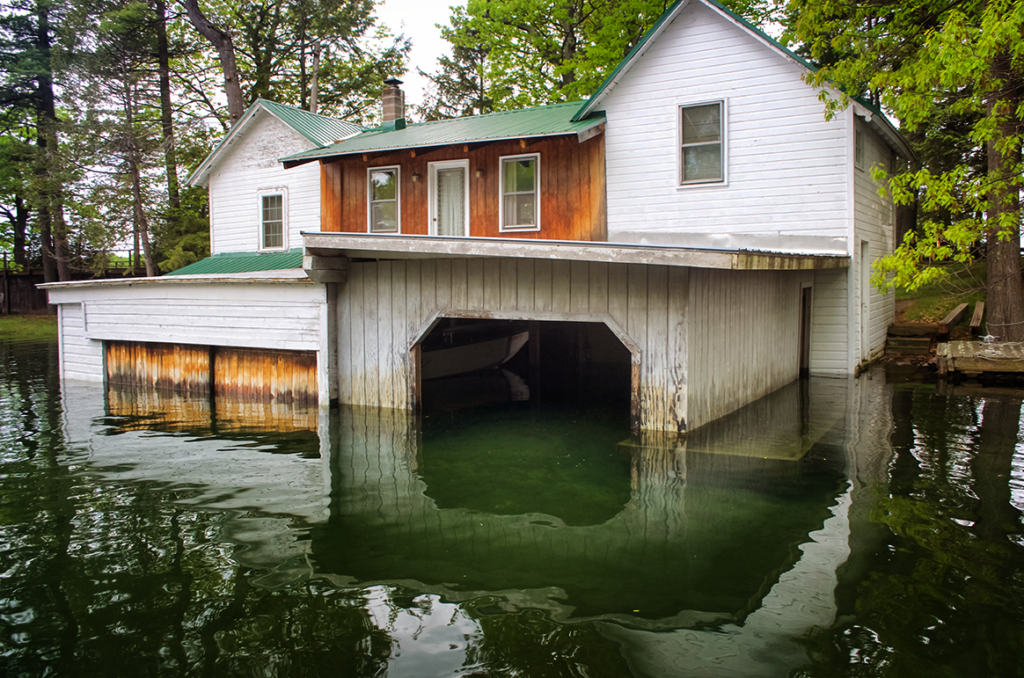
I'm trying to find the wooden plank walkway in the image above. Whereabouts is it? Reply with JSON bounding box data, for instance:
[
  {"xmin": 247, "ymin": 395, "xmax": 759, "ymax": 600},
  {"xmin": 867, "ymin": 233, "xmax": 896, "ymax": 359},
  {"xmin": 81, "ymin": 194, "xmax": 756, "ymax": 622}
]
[{"xmin": 937, "ymin": 341, "xmax": 1024, "ymax": 376}]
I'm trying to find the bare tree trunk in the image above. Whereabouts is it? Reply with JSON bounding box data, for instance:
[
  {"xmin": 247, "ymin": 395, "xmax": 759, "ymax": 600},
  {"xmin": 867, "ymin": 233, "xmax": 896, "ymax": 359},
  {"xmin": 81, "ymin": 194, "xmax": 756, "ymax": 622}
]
[
  {"xmin": 12, "ymin": 196, "xmax": 28, "ymax": 269},
  {"xmin": 34, "ymin": 1, "xmax": 59, "ymax": 282},
  {"xmin": 309, "ymin": 40, "xmax": 320, "ymax": 114},
  {"xmin": 183, "ymin": 0, "xmax": 245, "ymax": 126},
  {"xmin": 984, "ymin": 52, "xmax": 1024, "ymax": 342},
  {"xmin": 124, "ymin": 82, "xmax": 156, "ymax": 277},
  {"xmin": 155, "ymin": 0, "xmax": 180, "ymax": 215}
]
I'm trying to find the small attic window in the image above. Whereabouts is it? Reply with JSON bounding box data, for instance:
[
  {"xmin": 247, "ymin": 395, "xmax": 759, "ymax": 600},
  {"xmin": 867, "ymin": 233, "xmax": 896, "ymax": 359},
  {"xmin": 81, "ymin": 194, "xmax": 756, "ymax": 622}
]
[{"xmin": 855, "ymin": 131, "xmax": 865, "ymax": 169}]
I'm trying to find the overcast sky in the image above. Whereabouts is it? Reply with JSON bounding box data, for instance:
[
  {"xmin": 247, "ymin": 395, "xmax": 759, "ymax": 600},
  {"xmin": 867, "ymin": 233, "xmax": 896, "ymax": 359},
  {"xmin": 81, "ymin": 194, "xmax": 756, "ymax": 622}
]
[{"xmin": 376, "ymin": 0, "xmax": 462, "ymax": 109}]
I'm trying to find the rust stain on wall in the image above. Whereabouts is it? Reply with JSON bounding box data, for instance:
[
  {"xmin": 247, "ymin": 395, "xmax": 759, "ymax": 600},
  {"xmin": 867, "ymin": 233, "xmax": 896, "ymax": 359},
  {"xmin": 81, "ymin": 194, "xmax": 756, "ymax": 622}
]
[{"xmin": 105, "ymin": 342, "xmax": 318, "ymax": 406}]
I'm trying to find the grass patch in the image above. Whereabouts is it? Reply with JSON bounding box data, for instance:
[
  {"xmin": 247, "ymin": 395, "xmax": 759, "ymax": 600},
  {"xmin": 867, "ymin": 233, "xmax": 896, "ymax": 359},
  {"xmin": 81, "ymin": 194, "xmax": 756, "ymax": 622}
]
[
  {"xmin": 896, "ymin": 261, "xmax": 988, "ymax": 323},
  {"xmin": 0, "ymin": 314, "xmax": 58, "ymax": 342}
]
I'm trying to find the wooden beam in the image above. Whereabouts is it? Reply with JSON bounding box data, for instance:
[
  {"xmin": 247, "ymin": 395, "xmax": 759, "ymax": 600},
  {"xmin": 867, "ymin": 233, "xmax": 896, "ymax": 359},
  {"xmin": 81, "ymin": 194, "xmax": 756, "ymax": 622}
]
[
  {"xmin": 939, "ymin": 302, "xmax": 969, "ymax": 334},
  {"xmin": 971, "ymin": 301, "xmax": 985, "ymax": 335}
]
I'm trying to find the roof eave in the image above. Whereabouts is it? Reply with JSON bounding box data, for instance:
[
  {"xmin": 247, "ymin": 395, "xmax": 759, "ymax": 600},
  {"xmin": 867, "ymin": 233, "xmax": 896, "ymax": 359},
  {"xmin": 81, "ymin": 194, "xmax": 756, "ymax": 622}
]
[
  {"xmin": 282, "ymin": 124, "xmax": 606, "ymax": 167},
  {"xmin": 185, "ymin": 101, "xmax": 267, "ymax": 188}
]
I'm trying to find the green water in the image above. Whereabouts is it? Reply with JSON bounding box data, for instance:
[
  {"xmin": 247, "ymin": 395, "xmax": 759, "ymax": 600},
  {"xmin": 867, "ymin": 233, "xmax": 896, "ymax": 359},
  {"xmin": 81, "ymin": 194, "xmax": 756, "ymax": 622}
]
[{"xmin": 2, "ymin": 340, "xmax": 1023, "ymax": 677}]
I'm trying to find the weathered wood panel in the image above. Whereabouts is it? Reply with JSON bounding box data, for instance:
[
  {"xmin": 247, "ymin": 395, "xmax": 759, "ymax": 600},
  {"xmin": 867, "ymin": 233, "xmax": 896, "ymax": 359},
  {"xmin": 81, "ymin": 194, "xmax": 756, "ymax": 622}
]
[
  {"xmin": 107, "ymin": 341, "xmax": 318, "ymax": 403},
  {"xmin": 323, "ymin": 135, "xmax": 606, "ymax": 242},
  {"xmin": 107, "ymin": 341, "xmax": 212, "ymax": 393},
  {"xmin": 339, "ymin": 258, "xmax": 667, "ymax": 431},
  {"xmin": 214, "ymin": 347, "xmax": 317, "ymax": 403},
  {"xmin": 686, "ymin": 269, "xmax": 803, "ymax": 430}
]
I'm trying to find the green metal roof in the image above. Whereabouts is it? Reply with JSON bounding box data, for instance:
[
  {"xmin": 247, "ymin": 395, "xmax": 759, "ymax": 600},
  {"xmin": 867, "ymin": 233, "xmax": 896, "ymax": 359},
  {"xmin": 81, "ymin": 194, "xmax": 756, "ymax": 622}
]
[
  {"xmin": 164, "ymin": 249, "xmax": 303, "ymax": 276},
  {"xmin": 282, "ymin": 102, "xmax": 606, "ymax": 165},
  {"xmin": 186, "ymin": 100, "xmax": 364, "ymax": 187},
  {"xmin": 257, "ymin": 99, "xmax": 364, "ymax": 147}
]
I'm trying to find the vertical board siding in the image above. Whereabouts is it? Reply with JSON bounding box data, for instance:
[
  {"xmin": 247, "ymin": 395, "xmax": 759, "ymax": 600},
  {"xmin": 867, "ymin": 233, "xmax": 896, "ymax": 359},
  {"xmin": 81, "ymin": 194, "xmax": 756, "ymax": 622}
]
[
  {"xmin": 340, "ymin": 258, "xmax": 696, "ymax": 432},
  {"xmin": 59, "ymin": 303, "xmax": 104, "ymax": 382},
  {"xmin": 107, "ymin": 341, "xmax": 318, "ymax": 403},
  {"xmin": 107, "ymin": 342, "xmax": 212, "ymax": 393},
  {"xmin": 599, "ymin": 1, "xmax": 849, "ymax": 240},
  {"xmin": 687, "ymin": 269, "xmax": 802, "ymax": 430},
  {"xmin": 809, "ymin": 268, "xmax": 849, "ymax": 375},
  {"xmin": 207, "ymin": 113, "xmax": 320, "ymax": 254},
  {"xmin": 214, "ymin": 347, "xmax": 317, "ymax": 403}
]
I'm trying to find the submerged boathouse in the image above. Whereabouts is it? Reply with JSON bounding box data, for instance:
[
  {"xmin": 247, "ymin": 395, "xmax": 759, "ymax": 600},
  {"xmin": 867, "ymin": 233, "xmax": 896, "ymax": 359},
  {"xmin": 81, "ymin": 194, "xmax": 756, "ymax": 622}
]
[{"xmin": 42, "ymin": 0, "xmax": 911, "ymax": 433}]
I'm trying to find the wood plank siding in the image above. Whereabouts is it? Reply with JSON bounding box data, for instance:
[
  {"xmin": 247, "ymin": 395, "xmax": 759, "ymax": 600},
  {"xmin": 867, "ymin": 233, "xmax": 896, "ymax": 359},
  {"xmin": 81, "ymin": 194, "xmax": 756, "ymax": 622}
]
[
  {"xmin": 599, "ymin": 1, "xmax": 850, "ymax": 240},
  {"xmin": 320, "ymin": 134, "xmax": 606, "ymax": 242},
  {"xmin": 338, "ymin": 257, "xmax": 806, "ymax": 432},
  {"xmin": 58, "ymin": 303, "xmax": 104, "ymax": 382},
  {"xmin": 853, "ymin": 119, "xmax": 896, "ymax": 367},
  {"xmin": 207, "ymin": 112, "xmax": 321, "ymax": 254},
  {"xmin": 688, "ymin": 269, "xmax": 806, "ymax": 428},
  {"xmin": 107, "ymin": 341, "xmax": 318, "ymax": 403}
]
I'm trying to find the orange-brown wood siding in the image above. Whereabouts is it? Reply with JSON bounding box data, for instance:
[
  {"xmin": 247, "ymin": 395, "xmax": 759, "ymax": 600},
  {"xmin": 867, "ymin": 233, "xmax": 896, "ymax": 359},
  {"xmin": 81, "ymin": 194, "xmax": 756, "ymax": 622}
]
[
  {"xmin": 320, "ymin": 134, "xmax": 606, "ymax": 241},
  {"xmin": 106, "ymin": 341, "xmax": 317, "ymax": 404},
  {"xmin": 214, "ymin": 347, "xmax": 317, "ymax": 404},
  {"xmin": 321, "ymin": 161, "xmax": 343, "ymax": 232}
]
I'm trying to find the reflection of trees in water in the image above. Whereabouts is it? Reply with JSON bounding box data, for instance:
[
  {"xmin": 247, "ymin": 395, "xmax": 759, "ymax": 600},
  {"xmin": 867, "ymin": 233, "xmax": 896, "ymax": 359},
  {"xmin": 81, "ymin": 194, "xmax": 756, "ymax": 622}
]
[{"xmin": 799, "ymin": 390, "xmax": 1024, "ymax": 677}]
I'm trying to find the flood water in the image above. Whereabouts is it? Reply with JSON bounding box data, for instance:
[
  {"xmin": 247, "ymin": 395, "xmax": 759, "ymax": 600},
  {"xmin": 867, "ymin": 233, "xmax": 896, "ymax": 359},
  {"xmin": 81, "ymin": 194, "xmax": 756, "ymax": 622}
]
[{"xmin": 2, "ymin": 339, "xmax": 1024, "ymax": 677}]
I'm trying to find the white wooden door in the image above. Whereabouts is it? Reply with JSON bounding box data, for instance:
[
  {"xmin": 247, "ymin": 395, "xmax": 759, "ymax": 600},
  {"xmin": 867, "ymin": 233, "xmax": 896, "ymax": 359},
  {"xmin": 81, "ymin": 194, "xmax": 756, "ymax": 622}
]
[{"xmin": 429, "ymin": 160, "xmax": 469, "ymax": 236}]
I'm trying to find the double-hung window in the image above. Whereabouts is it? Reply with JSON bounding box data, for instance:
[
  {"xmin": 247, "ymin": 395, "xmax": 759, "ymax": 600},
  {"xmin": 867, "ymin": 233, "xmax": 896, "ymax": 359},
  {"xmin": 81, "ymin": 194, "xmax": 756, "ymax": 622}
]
[
  {"xmin": 680, "ymin": 102, "xmax": 724, "ymax": 184},
  {"xmin": 260, "ymin": 191, "xmax": 285, "ymax": 249},
  {"xmin": 368, "ymin": 167, "xmax": 399, "ymax": 233},
  {"xmin": 500, "ymin": 154, "xmax": 539, "ymax": 231}
]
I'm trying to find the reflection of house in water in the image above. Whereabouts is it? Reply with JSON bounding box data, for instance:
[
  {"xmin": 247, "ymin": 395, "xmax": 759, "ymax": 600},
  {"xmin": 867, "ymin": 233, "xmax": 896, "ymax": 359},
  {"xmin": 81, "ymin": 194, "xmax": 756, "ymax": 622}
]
[{"xmin": 60, "ymin": 373, "xmax": 896, "ymax": 677}]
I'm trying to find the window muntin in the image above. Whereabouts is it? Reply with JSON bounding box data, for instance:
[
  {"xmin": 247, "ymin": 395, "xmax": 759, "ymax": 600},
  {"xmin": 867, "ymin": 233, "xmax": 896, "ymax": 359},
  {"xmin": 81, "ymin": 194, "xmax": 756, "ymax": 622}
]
[
  {"xmin": 500, "ymin": 154, "xmax": 539, "ymax": 231},
  {"xmin": 369, "ymin": 167, "xmax": 399, "ymax": 233},
  {"xmin": 260, "ymin": 192, "xmax": 285, "ymax": 249},
  {"xmin": 680, "ymin": 102, "xmax": 723, "ymax": 184}
]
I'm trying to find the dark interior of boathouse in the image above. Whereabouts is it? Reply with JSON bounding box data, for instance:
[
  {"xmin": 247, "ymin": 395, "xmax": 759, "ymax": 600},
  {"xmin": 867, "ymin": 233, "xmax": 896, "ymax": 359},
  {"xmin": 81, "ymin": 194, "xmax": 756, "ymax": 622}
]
[{"xmin": 418, "ymin": 318, "xmax": 633, "ymax": 414}]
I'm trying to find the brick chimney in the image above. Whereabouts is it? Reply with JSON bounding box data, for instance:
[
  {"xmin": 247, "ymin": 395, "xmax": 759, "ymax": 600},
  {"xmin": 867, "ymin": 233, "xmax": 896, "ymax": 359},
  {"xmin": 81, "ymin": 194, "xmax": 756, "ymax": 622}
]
[{"xmin": 382, "ymin": 79, "xmax": 406, "ymax": 131}]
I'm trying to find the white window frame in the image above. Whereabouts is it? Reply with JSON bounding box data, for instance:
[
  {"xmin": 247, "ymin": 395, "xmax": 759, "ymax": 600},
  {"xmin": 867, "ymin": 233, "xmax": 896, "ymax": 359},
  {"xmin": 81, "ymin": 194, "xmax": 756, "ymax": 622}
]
[
  {"xmin": 677, "ymin": 100, "xmax": 727, "ymax": 187},
  {"xmin": 257, "ymin": 188, "xmax": 288, "ymax": 251},
  {"xmin": 499, "ymin": 153, "xmax": 541, "ymax": 232},
  {"xmin": 855, "ymin": 129, "xmax": 865, "ymax": 170},
  {"xmin": 367, "ymin": 166, "xmax": 401, "ymax": 234},
  {"xmin": 428, "ymin": 159, "xmax": 470, "ymax": 236}
]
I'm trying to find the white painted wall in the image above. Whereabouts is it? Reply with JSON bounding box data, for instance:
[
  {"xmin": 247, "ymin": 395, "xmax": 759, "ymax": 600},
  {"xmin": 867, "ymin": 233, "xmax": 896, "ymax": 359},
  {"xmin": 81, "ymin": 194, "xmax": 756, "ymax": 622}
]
[
  {"xmin": 207, "ymin": 111, "xmax": 321, "ymax": 255},
  {"xmin": 599, "ymin": 1, "xmax": 850, "ymax": 241},
  {"xmin": 852, "ymin": 119, "xmax": 897, "ymax": 366},
  {"xmin": 57, "ymin": 303, "xmax": 104, "ymax": 382}
]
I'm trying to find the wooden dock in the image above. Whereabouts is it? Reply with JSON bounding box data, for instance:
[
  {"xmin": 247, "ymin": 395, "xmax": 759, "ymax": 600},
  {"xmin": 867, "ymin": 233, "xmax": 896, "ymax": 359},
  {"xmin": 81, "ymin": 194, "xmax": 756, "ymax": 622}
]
[{"xmin": 937, "ymin": 341, "xmax": 1024, "ymax": 377}]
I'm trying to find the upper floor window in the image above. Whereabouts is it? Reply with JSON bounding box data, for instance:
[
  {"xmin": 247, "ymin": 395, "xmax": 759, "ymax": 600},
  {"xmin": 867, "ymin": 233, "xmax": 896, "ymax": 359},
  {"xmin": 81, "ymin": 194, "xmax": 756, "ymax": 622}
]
[
  {"xmin": 500, "ymin": 154, "xmax": 539, "ymax": 231},
  {"xmin": 369, "ymin": 167, "xmax": 399, "ymax": 233},
  {"xmin": 855, "ymin": 130, "xmax": 865, "ymax": 169},
  {"xmin": 260, "ymin": 191, "xmax": 285, "ymax": 249},
  {"xmin": 680, "ymin": 102, "xmax": 724, "ymax": 184}
]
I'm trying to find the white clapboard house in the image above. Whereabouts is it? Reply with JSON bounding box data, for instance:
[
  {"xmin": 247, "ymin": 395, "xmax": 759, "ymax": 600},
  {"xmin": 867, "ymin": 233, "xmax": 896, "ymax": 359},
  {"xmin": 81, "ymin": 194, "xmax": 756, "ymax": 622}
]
[{"xmin": 45, "ymin": 0, "xmax": 911, "ymax": 433}]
